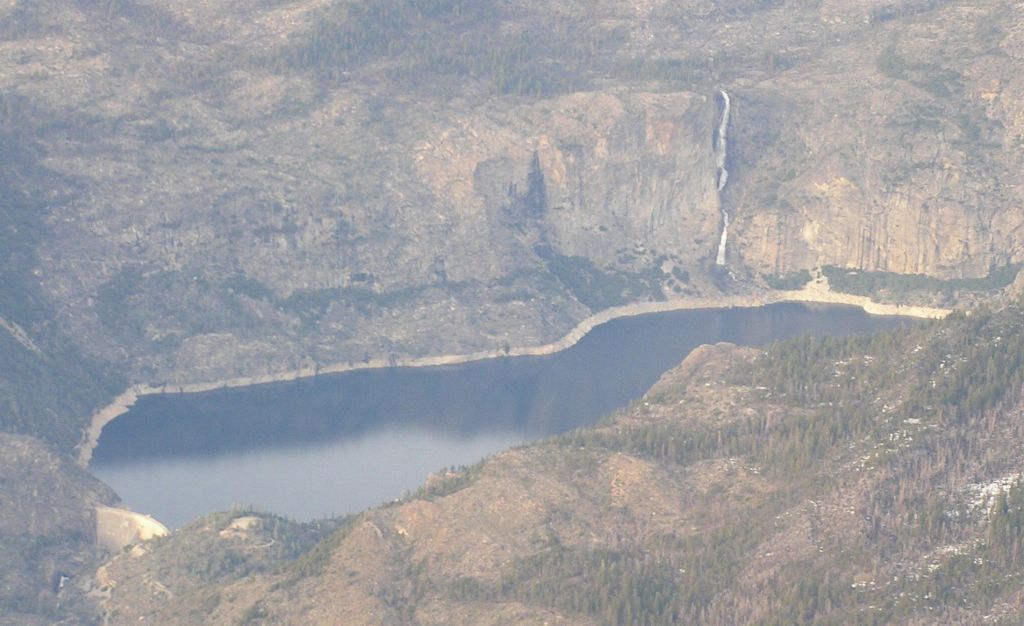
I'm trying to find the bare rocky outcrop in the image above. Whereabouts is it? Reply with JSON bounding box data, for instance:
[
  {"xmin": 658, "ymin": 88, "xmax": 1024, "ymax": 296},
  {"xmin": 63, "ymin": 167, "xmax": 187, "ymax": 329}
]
[
  {"xmin": 5, "ymin": 1, "xmax": 1024, "ymax": 623},
  {"xmin": 4, "ymin": 0, "xmax": 1017, "ymax": 395},
  {"xmin": 730, "ymin": 2, "xmax": 1024, "ymax": 277}
]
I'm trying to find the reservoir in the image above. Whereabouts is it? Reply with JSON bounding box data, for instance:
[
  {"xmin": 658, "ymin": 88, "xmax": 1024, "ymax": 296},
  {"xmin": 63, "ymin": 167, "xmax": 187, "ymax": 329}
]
[{"xmin": 91, "ymin": 302, "xmax": 909, "ymax": 528}]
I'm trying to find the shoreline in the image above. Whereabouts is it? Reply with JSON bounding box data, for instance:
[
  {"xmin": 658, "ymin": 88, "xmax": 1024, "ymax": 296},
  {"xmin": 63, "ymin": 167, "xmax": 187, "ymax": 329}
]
[{"xmin": 74, "ymin": 288, "xmax": 950, "ymax": 467}]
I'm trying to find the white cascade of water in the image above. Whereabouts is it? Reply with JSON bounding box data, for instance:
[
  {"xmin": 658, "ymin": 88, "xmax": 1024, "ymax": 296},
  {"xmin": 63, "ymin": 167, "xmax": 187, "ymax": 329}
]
[
  {"xmin": 715, "ymin": 90, "xmax": 731, "ymax": 267},
  {"xmin": 715, "ymin": 210, "xmax": 729, "ymax": 267}
]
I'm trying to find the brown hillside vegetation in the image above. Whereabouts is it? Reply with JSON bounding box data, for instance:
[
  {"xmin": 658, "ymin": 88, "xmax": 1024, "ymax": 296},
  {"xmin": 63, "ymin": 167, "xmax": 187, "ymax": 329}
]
[
  {"xmin": 0, "ymin": 434, "xmax": 116, "ymax": 624},
  {"xmin": 99, "ymin": 301, "xmax": 1024, "ymax": 624},
  {"xmin": 5, "ymin": 1, "xmax": 1024, "ymax": 623}
]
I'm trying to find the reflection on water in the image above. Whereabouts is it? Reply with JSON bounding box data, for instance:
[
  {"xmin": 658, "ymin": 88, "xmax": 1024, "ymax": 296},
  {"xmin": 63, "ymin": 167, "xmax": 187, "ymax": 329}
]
[
  {"xmin": 91, "ymin": 303, "xmax": 909, "ymax": 527},
  {"xmin": 95, "ymin": 428, "xmax": 520, "ymax": 527}
]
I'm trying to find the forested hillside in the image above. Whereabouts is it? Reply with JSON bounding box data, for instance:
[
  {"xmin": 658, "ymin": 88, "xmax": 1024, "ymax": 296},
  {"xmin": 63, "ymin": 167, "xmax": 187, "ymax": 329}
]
[
  {"xmin": 0, "ymin": 95, "xmax": 125, "ymax": 450},
  {"xmin": 3, "ymin": 0, "xmax": 1024, "ymax": 623},
  {"xmin": 93, "ymin": 299, "xmax": 1024, "ymax": 624}
]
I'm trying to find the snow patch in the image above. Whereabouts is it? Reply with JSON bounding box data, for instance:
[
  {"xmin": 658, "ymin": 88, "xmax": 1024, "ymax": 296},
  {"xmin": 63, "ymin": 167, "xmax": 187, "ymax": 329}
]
[{"xmin": 966, "ymin": 473, "xmax": 1021, "ymax": 513}]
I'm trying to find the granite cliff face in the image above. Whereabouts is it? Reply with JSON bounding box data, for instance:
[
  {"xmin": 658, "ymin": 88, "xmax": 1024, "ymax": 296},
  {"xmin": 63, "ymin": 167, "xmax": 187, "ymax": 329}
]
[
  {"xmin": 730, "ymin": 1, "xmax": 1024, "ymax": 277},
  {"xmin": 4, "ymin": 3, "xmax": 1024, "ymax": 623},
  {"xmin": 2, "ymin": 0, "xmax": 1023, "ymax": 392},
  {"xmin": 33, "ymin": 87, "xmax": 724, "ymax": 383}
]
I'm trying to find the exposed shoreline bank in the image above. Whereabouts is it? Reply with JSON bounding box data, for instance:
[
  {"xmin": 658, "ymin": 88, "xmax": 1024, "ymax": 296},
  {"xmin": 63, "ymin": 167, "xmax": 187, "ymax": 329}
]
[
  {"xmin": 95, "ymin": 505, "xmax": 170, "ymax": 552},
  {"xmin": 75, "ymin": 288, "xmax": 950, "ymax": 467}
]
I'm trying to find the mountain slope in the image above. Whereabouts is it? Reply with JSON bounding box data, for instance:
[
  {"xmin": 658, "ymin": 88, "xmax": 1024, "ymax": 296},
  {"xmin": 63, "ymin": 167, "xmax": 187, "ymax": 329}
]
[
  {"xmin": 3, "ymin": 1, "xmax": 1024, "ymax": 622},
  {"xmin": 1, "ymin": 0, "xmax": 1023, "ymax": 402},
  {"xmin": 0, "ymin": 433, "xmax": 117, "ymax": 624},
  {"xmin": 96, "ymin": 300, "xmax": 1024, "ymax": 624}
]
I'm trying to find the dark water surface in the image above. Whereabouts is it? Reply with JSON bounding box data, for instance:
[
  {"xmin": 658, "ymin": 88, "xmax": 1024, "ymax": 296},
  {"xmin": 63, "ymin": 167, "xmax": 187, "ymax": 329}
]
[{"xmin": 91, "ymin": 303, "xmax": 909, "ymax": 527}]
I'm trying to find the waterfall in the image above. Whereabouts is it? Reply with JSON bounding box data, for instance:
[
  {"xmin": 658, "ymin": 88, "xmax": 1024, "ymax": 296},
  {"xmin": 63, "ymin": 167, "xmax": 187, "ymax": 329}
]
[
  {"xmin": 715, "ymin": 210, "xmax": 729, "ymax": 267},
  {"xmin": 715, "ymin": 90, "xmax": 731, "ymax": 267},
  {"xmin": 716, "ymin": 90, "xmax": 731, "ymax": 192}
]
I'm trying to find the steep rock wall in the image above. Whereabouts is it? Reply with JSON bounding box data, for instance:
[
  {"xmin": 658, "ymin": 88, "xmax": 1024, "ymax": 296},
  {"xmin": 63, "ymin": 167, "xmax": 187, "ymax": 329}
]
[{"xmin": 730, "ymin": 3, "xmax": 1024, "ymax": 278}]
